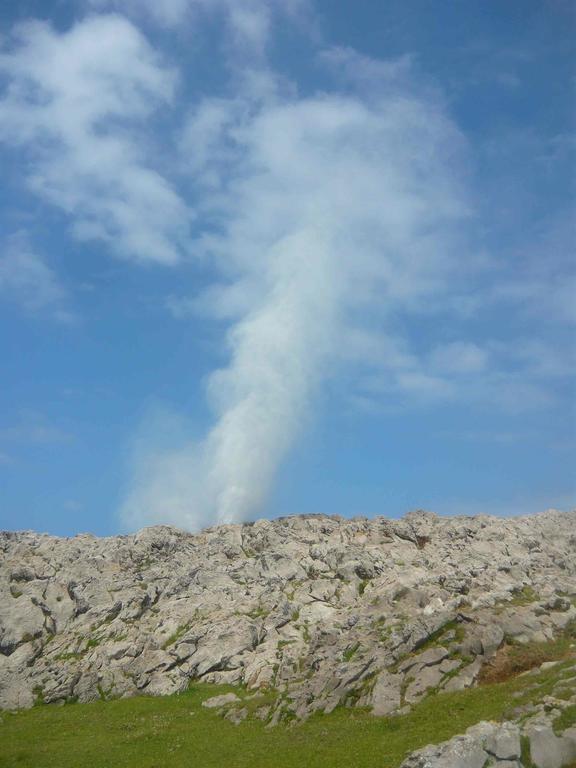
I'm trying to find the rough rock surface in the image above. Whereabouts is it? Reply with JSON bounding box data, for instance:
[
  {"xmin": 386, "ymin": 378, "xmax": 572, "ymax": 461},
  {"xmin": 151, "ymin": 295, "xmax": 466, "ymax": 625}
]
[
  {"xmin": 0, "ymin": 509, "xmax": 575, "ymax": 733},
  {"xmin": 400, "ymin": 720, "xmax": 576, "ymax": 768}
]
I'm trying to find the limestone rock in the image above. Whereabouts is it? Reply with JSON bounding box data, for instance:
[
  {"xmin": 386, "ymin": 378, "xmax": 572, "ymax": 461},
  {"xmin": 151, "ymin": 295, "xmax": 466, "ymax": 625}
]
[
  {"xmin": 371, "ymin": 671, "xmax": 402, "ymax": 715},
  {"xmin": 201, "ymin": 692, "xmax": 241, "ymax": 709},
  {"xmin": 400, "ymin": 722, "xmax": 522, "ymax": 768},
  {"xmin": 526, "ymin": 725, "xmax": 576, "ymax": 768},
  {"xmin": 0, "ymin": 508, "xmax": 574, "ymax": 726}
]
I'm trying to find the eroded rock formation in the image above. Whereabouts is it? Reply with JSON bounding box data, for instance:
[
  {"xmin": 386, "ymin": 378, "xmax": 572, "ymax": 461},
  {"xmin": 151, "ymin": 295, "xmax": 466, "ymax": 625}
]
[{"xmin": 1, "ymin": 509, "xmax": 575, "ymax": 764}]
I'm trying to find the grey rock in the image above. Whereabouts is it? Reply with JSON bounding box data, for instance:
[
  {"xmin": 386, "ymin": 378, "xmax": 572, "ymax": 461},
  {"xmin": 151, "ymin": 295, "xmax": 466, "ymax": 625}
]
[
  {"xmin": 443, "ymin": 658, "xmax": 483, "ymax": 692},
  {"xmin": 371, "ymin": 671, "xmax": 402, "ymax": 715},
  {"xmin": 485, "ymin": 723, "xmax": 521, "ymax": 760},
  {"xmin": 404, "ymin": 664, "xmax": 445, "ymax": 703},
  {"xmin": 201, "ymin": 692, "xmax": 241, "ymax": 709},
  {"xmin": 400, "ymin": 722, "xmax": 523, "ymax": 768},
  {"xmin": 526, "ymin": 725, "xmax": 576, "ymax": 768},
  {"xmin": 0, "ymin": 508, "xmax": 574, "ymax": 726}
]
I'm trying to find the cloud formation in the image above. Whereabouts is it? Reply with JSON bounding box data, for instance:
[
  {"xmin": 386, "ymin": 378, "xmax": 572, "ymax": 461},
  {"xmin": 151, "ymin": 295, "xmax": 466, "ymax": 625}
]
[
  {"xmin": 86, "ymin": 0, "xmax": 309, "ymax": 53},
  {"xmin": 2, "ymin": 4, "xmax": 572, "ymax": 532},
  {"xmin": 0, "ymin": 410, "xmax": 73, "ymax": 446},
  {"xmin": 120, "ymin": 52, "xmax": 472, "ymax": 531},
  {"xmin": 0, "ymin": 15, "xmax": 189, "ymax": 265},
  {"xmin": 0, "ymin": 232, "xmax": 70, "ymax": 320}
]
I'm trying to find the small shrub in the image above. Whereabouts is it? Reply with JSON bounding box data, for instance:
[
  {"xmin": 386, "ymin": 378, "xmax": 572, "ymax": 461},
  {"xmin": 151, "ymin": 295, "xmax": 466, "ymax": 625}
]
[
  {"xmin": 507, "ymin": 586, "xmax": 538, "ymax": 606},
  {"xmin": 479, "ymin": 622, "xmax": 576, "ymax": 684}
]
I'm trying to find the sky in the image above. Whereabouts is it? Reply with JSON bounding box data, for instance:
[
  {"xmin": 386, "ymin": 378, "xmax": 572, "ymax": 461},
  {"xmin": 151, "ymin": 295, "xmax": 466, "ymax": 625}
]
[{"xmin": 0, "ymin": 0, "xmax": 574, "ymax": 537}]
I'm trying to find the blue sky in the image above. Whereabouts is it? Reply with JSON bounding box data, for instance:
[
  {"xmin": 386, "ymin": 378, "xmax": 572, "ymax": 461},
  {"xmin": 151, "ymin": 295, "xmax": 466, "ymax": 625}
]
[{"xmin": 0, "ymin": 0, "xmax": 574, "ymax": 536}]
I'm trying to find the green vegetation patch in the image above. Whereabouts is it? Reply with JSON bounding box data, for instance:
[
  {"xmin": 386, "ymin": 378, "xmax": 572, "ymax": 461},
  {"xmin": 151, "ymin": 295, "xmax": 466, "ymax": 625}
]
[
  {"xmin": 554, "ymin": 703, "xmax": 576, "ymax": 735},
  {"xmin": 161, "ymin": 623, "xmax": 191, "ymax": 650},
  {"xmin": 342, "ymin": 642, "xmax": 360, "ymax": 662},
  {"xmin": 246, "ymin": 606, "xmax": 269, "ymax": 620},
  {"xmin": 508, "ymin": 586, "xmax": 538, "ymax": 606},
  {"xmin": 1, "ymin": 650, "xmax": 574, "ymax": 768}
]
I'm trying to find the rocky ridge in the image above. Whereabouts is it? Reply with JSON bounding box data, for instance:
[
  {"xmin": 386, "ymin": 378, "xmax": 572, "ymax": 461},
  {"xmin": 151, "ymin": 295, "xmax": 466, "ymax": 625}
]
[{"xmin": 1, "ymin": 509, "xmax": 575, "ymax": 766}]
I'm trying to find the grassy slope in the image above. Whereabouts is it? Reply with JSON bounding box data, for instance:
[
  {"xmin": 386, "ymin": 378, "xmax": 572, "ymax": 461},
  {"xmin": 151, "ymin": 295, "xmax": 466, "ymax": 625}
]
[{"xmin": 1, "ymin": 657, "xmax": 575, "ymax": 768}]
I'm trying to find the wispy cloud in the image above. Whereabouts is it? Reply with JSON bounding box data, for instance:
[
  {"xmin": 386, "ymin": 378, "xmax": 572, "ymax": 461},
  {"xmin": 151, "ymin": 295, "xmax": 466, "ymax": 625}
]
[
  {"xmin": 1, "ymin": 3, "xmax": 572, "ymax": 532},
  {"xmin": 88, "ymin": 0, "xmax": 191, "ymax": 27},
  {"xmin": 0, "ymin": 411, "xmax": 73, "ymax": 446},
  {"xmin": 0, "ymin": 232, "xmax": 72, "ymax": 321},
  {"xmin": 344, "ymin": 328, "xmax": 572, "ymax": 413},
  {"xmin": 0, "ymin": 15, "xmax": 189, "ymax": 265},
  {"xmin": 86, "ymin": 0, "xmax": 311, "ymax": 53},
  {"xmin": 0, "ymin": 452, "xmax": 14, "ymax": 466}
]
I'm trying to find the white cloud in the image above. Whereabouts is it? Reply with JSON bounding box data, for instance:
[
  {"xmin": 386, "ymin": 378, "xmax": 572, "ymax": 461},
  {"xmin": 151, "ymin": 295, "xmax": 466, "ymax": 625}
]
[
  {"xmin": 0, "ymin": 15, "xmax": 189, "ymax": 265},
  {"xmin": 486, "ymin": 210, "xmax": 576, "ymax": 327},
  {"xmin": 429, "ymin": 342, "xmax": 488, "ymax": 374},
  {"xmin": 121, "ymin": 54, "xmax": 474, "ymax": 531},
  {"xmin": 0, "ymin": 411, "xmax": 73, "ymax": 445},
  {"xmin": 350, "ymin": 333, "xmax": 569, "ymax": 413},
  {"xmin": 85, "ymin": 0, "xmax": 310, "ymax": 53},
  {"xmin": 0, "ymin": 232, "xmax": 71, "ymax": 320},
  {"xmin": 2, "ymin": 6, "xmax": 566, "ymax": 532},
  {"xmin": 87, "ymin": 0, "xmax": 191, "ymax": 27}
]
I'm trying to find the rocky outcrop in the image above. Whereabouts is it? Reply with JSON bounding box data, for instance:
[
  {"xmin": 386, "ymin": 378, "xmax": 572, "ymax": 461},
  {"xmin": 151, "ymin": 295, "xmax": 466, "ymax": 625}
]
[
  {"xmin": 0, "ymin": 509, "xmax": 575, "ymax": 726},
  {"xmin": 400, "ymin": 722, "xmax": 524, "ymax": 768},
  {"xmin": 400, "ymin": 720, "xmax": 576, "ymax": 768}
]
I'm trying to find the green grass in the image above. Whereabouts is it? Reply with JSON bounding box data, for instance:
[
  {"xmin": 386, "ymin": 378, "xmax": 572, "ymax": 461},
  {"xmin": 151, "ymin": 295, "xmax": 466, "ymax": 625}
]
[
  {"xmin": 342, "ymin": 642, "xmax": 360, "ymax": 662},
  {"xmin": 520, "ymin": 735, "xmax": 535, "ymax": 768},
  {"xmin": 1, "ymin": 654, "xmax": 574, "ymax": 768},
  {"xmin": 161, "ymin": 624, "xmax": 191, "ymax": 650},
  {"xmin": 246, "ymin": 606, "xmax": 269, "ymax": 619},
  {"xmin": 504, "ymin": 586, "xmax": 538, "ymax": 607},
  {"xmin": 554, "ymin": 703, "xmax": 576, "ymax": 734},
  {"xmin": 52, "ymin": 651, "xmax": 83, "ymax": 662}
]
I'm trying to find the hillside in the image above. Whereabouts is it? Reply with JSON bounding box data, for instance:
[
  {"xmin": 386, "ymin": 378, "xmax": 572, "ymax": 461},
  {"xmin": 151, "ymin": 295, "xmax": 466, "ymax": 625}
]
[{"xmin": 1, "ymin": 509, "xmax": 575, "ymax": 767}]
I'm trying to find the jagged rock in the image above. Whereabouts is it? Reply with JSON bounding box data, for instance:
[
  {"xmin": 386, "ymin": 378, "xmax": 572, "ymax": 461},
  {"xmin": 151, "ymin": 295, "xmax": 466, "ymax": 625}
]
[
  {"xmin": 399, "ymin": 645, "xmax": 449, "ymax": 674},
  {"xmin": 201, "ymin": 692, "xmax": 241, "ymax": 709},
  {"xmin": 400, "ymin": 721, "xmax": 500, "ymax": 768},
  {"xmin": 224, "ymin": 706, "xmax": 248, "ymax": 724},
  {"xmin": 484, "ymin": 724, "xmax": 521, "ymax": 760},
  {"xmin": 526, "ymin": 725, "xmax": 576, "ymax": 768},
  {"xmin": 371, "ymin": 671, "xmax": 402, "ymax": 715},
  {"xmin": 400, "ymin": 719, "xmax": 576, "ymax": 768},
  {"xmin": 400, "ymin": 722, "xmax": 524, "ymax": 768},
  {"xmin": 404, "ymin": 663, "xmax": 445, "ymax": 703},
  {"xmin": 0, "ymin": 509, "xmax": 574, "ymax": 723},
  {"xmin": 443, "ymin": 657, "xmax": 483, "ymax": 691},
  {"xmin": 0, "ymin": 596, "xmax": 45, "ymax": 655}
]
